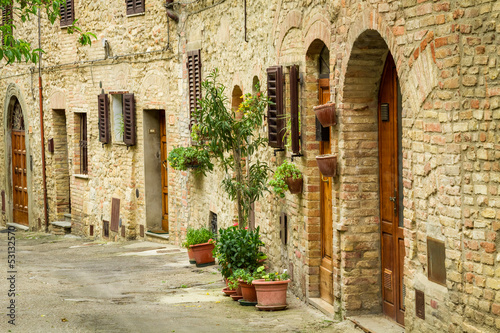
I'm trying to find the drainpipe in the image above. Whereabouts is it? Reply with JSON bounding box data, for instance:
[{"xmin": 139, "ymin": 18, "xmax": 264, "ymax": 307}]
[{"xmin": 38, "ymin": 8, "xmax": 49, "ymax": 231}]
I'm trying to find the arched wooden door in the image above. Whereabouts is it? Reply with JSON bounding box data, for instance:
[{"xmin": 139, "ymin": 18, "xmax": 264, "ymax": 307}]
[
  {"xmin": 11, "ymin": 100, "xmax": 28, "ymax": 226},
  {"xmin": 379, "ymin": 54, "xmax": 405, "ymax": 325}
]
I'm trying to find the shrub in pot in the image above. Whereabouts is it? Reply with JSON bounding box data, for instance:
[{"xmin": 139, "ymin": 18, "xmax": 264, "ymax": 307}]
[
  {"xmin": 252, "ymin": 266, "xmax": 291, "ymax": 311},
  {"xmin": 268, "ymin": 160, "xmax": 303, "ymax": 198},
  {"xmin": 167, "ymin": 146, "xmax": 213, "ymax": 176},
  {"xmin": 184, "ymin": 227, "xmax": 215, "ymax": 267}
]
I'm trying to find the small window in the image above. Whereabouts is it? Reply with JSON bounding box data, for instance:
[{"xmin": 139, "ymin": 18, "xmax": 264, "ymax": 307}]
[
  {"xmin": 126, "ymin": 0, "xmax": 145, "ymax": 15},
  {"xmin": 2, "ymin": 5, "xmax": 13, "ymax": 45},
  {"xmin": 112, "ymin": 94, "xmax": 125, "ymax": 142},
  {"xmin": 79, "ymin": 113, "xmax": 88, "ymax": 174},
  {"xmin": 60, "ymin": 0, "xmax": 75, "ymax": 27}
]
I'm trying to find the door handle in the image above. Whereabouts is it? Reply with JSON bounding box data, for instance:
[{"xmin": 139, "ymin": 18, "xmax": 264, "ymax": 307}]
[{"xmin": 389, "ymin": 189, "xmax": 397, "ymax": 215}]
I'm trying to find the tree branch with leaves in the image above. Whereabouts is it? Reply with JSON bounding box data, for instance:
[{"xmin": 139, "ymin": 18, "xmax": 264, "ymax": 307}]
[{"xmin": 0, "ymin": 0, "xmax": 95, "ymax": 63}]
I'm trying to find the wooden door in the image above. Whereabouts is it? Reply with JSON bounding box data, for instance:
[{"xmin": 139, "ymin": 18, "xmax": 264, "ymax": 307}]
[
  {"xmin": 160, "ymin": 111, "xmax": 169, "ymax": 232},
  {"xmin": 379, "ymin": 54, "xmax": 405, "ymax": 325},
  {"xmin": 12, "ymin": 130, "xmax": 28, "ymax": 225},
  {"xmin": 319, "ymin": 78, "xmax": 333, "ymax": 304}
]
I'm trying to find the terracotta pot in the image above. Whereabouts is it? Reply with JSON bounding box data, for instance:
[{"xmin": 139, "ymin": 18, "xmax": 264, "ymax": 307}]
[
  {"xmin": 285, "ymin": 176, "xmax": 303, "ymax": 194},
  {"xmin": 313, "ymin": 103, "xmax": 336, "ymax": 127},
  {"xmin": 235, "ymin": 282, "xmax": 242, "ymax": 296},
  {"xmin": 187, "ymin": 248, "xmax": 196, "ymax": 264},
  {"xmin": 252, "ymin": 279, "xmax": 290, "ymax": 308},
  {"xmin": 315, "ymin": 154, "xmax": 337, "ymax": 177},
  {"xmin": 190, "ymin": 242, "xmax": 215, "ymax": 267},
  {"xmin": 239, "ymin": 280, "xmax": 258, "ymax": 303}
]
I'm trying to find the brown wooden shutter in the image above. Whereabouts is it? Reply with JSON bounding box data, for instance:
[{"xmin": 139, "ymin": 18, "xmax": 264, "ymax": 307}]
[
  {"xmin": 266, "ymin": 66, "xmax": 284, "ymax": 148},
  {"xmin": 2, "ymin": 5, "xmax": 13, "ymax": 44},
  {"xmin": 126, "ymin": 0, "xmax": 145, "ymax": 15},
  {"xmin": 290, "ymin": 65, "xmax": 300, "ymax": 154},
  {"xmin": 187, "ymin": 49, "xmax": 202, "ymax": 119},
  {"xmin": 60, "ymin": 0, "xmax": 75, "ymax": 27},
  {"xmin": 98, "ymin": 94, "xmax": 110, "ymax": 144},
  {"xmin": 110, "ymin": 198, "xmax": 120, "ymax": 232},
  {"xmin": 123, "ymin": 93, "xmax": 136, "ymax": 146}
]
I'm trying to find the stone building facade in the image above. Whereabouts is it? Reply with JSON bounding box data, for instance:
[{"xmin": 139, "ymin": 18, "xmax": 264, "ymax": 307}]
[{"xmin": 1, "ymin": 0, "xmax": 499, "ymax": 331}]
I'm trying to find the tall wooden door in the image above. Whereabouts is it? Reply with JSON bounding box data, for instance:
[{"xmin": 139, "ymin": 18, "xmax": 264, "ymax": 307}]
[
  {"xmin": 379, "ymin": 54, "xmax": 405, "ymax": 325},
  {"xmin": 319, "ymin": 78, "xmax": 333, "ymax": 305},
  {"xmin": 12, "ymin": 130, "xmax": 28, "ymax": 225},
  {"xmin": 160, "ymin": 111, "xmax": 169, "ymax": 232}
]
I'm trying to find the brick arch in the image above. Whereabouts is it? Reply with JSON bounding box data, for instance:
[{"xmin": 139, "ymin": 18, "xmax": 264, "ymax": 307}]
[
  {"xmin": 276, "ymin": 10, "xmax": 302, "ymax": 59},
  {"xmin": 303, "ymin": 15, "xmax": 331, "ymax": 56},
  {"xmin": 48, "ymin": 91, "xmax": 66, "ymax": 110}
]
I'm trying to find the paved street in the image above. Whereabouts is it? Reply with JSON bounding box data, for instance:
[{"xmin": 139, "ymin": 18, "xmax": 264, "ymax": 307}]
[{"xmin": 0, "ymin": 230, "xmax": 362, "ymax": 333}]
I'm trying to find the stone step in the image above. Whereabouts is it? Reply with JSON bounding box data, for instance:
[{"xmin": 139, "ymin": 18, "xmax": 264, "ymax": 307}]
[
  {"xmin": 6, "ymin": 222, "xmax": 29, "ymax": 231},
  {"xmin": 64, "ymin": 213, "xmax": 72, "ymax": 222},
  {"xmin": 50, "ymin": 221, "xmax": 72, "ymax": 235},
  {"xmin": 145, "ymin": 231, "xmax": 170, "ymax": 245}
]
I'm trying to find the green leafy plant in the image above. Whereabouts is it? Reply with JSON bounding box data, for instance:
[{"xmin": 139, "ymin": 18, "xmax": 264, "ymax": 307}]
[
  {"xmin": 279, "ymin": 110, "xmax": 301, "ymax": 150},
  {"xmin": 227, "ymin": 268, "xmax": 246, "ymax": 290},
  {"xmin": 268, "ymin": 160, "xmax": 303, "ymax": 198},
  {"xmin": 182, "ymin": 227, "xmax": 214, "ymax": 248},
  {"xmin": 192, "ymin": 69, "xmax": 271, "ymax": 228},
  {"xmin": 260, "ymin": 266, "xmax": 290, "ymax": 281},
  {"xmin": 213, "ymin": 225, "xmax": 266, "ymax": 279},
  {"xmin": 241, "ymin": 266, "xmax": 266, "ymax": 285},
  {"xmin": 167, "ymin": 146, "xmax": 213, "ymax": 176}
]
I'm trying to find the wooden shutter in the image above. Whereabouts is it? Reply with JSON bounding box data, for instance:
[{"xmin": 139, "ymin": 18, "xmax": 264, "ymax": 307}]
[
  {"xmin": 60, "ymin": 0, "xmax": 74, "ymax": 27},
  {"xmin": 290, "ymin": 65, "xmax": 300, "ymax": 154},
  {"xmin": 187, "ymin": 49, "xmax": 202, "ymax": 119},
  {"xmin": 2, "ymin": 5, "xmax": 13, "ymax": 44},
  {"xmin": 123, "ymin": 94, "xmax": 136, "ymax": 146},
  {"xmin": 126, "ymin": 0, "xmax": 145, "ymax": 15},
  {"xmin": 110, "ymin": 198, "xmax": 120, "ymax": 232},
  {"xmin": 266, "ymin": 66, "xmax": 284, "ymax": 148},
  {"xmin": 98, "ymin": 94, "xmax": 110, "ymax": 144}
]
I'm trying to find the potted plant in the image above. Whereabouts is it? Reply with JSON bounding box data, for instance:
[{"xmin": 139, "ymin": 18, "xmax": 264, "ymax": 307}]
[
  {"xmin": 268, "ymin": 160, "xmax": 303, "ymax": 198},
  {"xmin": 313, "ymin": 102, "xmax": 336, "ymax": 127},
  {"xmin": 182, "ymin": 228, "xmax": 199, "ymax": 264},
  {"xmin": 185, "ymin": 227, "xmax": 216, "ymax": 267},
  {"xmin": 315, "ymin": 154, "xmax": 337, "ymax": 177},
  {"xmin": 252, "ymin": 266, "xmax": 291, "ymax": 311},
  {"xmin": 237, "ymin": 268, "xmax": 266, "ymax": 305},
  {"xmin": 167, "ymin": 146, "xmax": 213, "ymax": 176},
  {"xmin": 227, "ymin": 268, "xmax": 246, "ymax": 301},
  {"xmin": 192, "ymin": 69, "xmax": 271, "ymax": 229}
]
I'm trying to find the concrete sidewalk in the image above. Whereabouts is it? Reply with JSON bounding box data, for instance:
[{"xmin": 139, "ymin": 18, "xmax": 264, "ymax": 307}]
[{"xmin": 0, "ymin": 230, "xmax": 363, "ymax": 333}]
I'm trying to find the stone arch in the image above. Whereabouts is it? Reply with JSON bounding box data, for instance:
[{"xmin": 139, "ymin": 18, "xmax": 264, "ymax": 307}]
[
  {"xmin": 276, "ymin": 10, "xmax": 303, "ymax": 59},
  {"xmin": 3, "ymin": 84, "xmax": 33, "ymax": 228},
  {"xmin": 48, "ymin": 91, "xmax": 66, "ymax": 110}
]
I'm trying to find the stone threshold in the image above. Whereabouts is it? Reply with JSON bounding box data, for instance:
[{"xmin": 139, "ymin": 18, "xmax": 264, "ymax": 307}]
[
  {"xmin": 308, "ymin": 297, "xmax": 335, "ymax": 317},
  {"xmin": 145, "ymin": 231, "xmax": 170, "ymax": 244},
  {"xmin": 50, "ymin": 221, "xmax": 72, "ymax": 228},
  {"xmin": 6, "ymin": 222, "xmax": 29, "ymax": 231},
  {"xmin": 348, "ymin": 314, "xmax": 404, "ymax": 333}
]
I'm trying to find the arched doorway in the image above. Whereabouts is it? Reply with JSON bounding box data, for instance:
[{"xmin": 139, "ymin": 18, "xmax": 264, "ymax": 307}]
[
  {"xmin": 9, "ymin": 97, "xmax": 28, "ymax": 226},
  {"xmin": 340, "ymin": 30, "xmax": 404, "ymax": 325}
]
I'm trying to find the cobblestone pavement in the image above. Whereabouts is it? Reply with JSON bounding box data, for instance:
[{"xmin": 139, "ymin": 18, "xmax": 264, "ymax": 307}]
[{"xmin": 0, "ymin": 230, "xmax": 363, "ymax": 333}]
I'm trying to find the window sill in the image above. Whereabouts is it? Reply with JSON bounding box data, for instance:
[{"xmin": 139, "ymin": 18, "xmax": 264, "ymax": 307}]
[
  {"xmin": 114, "ymin": 141, "xmax": 127, "ymax": 146},
  {"xmin": 126, "ymin": 12, "xmax": 145, "ymax": 18},
  {"xmin": 74, "ymin": 174, "xmax": 89, "ymax": 179}
]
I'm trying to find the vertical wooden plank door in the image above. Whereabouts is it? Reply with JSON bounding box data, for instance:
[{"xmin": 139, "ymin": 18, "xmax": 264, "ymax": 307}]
[
  {"xmin": 12, "ymin": 130, "xmax": 28, "ymax": 225},
  {"xmin": 379, "ymin": 54, "xmax": 405, "ymax": 326},
  {"xmin": 318, "ymin": 78, "xmax": 334, "ymax": 305},
  {"xmin": 160, "ymin": 111, "xmax": 168, "ymax": 232}
]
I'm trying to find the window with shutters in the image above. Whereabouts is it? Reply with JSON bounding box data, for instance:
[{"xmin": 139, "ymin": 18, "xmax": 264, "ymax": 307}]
[
  {"xmin": 187, "ymin": 49, "xmax": 202, "ymax": 120},
  {"xmin": 78, "ymin": 113, "xmax": 88, "ymax": 175},
  {"xmin": 266, "ymin": 66, "xmax": 284, "ymax": 148},
  {"xmin": 2, "ymin": 4, "xmax": 13, "ymax": 45},
  {"xmin": 126, "ymin": 0, "xmax": 145, "ymax": 16},
  {"xmin": 109, "ymin": 93, "xmax": 136, "ymax": 146},
  {"xmin": 60, "ymin": 0, "xmax": 75, "ymax": 28},
  {"xmin": 289, "ymin": 65, "xmax": 301, "ymax": 154}
]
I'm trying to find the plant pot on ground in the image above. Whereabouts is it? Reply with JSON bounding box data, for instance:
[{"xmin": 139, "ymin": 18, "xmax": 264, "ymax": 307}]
[
  {"xmin": 315, "ymin": 154, "xmax": 337, "ymax": 177},
  {"xmin": 190, "ymin": 242, "xmax": 215, "ymax": 267},
  {"xmin": 313, "ymin": 102, "xmax": 336, "ymax": 127},
  {"xmin": 269, "ymin": 160, "xmax": 303, "ymax": 198},
  {"xmin": 187, "ymin": 247, "xmax": 196, "ymax": 264},
  {"xmin": 252, "ymin": 267, "xmax": 291, "ymax": 311},
  {"xmin": 183, "ymin": 227, "xmax": 215, "ymax": 267}
]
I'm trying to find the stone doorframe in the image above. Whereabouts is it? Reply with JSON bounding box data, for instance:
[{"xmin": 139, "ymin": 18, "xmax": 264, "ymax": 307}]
[{"xmin": 3, "ymin": 84, "xmax": 34, "ymax": 228}]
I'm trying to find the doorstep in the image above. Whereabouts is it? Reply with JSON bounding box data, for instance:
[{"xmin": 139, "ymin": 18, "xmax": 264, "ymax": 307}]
[
  {"xmin": 308, "ymin": 297, "xmax": 335, "ymax": 317},
  {"xmin": 348, "ymin": 314, "xmax": 404, "ymax": 333},
  {"xmin": 6, "ymin": 222, "xmax": 29, "ymax": 231},
  {"xmin": 145, "ymin": 231, "xmax": 170, "ymax": 244}
]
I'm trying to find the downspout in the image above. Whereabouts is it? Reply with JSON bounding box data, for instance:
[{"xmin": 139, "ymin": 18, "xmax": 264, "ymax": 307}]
[{"xmin": 38, "ymin": 8, "xmax": 49, "ymax": 231}]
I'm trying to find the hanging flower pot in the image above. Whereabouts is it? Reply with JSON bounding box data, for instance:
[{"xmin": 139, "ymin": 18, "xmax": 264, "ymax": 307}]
[
  {"xmin": 315, "ymin": 154, "xmax": 337, "ymax": 177},
  {"xmin": 285, "ymin": 177, "xmax": 303, "ymax": 194},
  {"xmin": 313, "ymin": 103, "xmax": 336, "ymax": 127},
  {"xmin": 190, "ymin": 242, "xmax": 215, "ymax": 267},
  {"xmin": 253, "ymin": 279, "xmax": 290, "ymax": 311}
]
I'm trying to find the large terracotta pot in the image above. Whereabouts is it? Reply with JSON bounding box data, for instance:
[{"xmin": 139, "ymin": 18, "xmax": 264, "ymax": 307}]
[
  {"xmin": 187, "ymin": 248, "xmax": 196, "ymax": 264},
  {"xmin": 285, "ymin": 176, "xmax": 303, "ymax": 194},
  {"xmin": 252, "ymin": 279, "xmax": 290, "ymax": 310},
  {"xmin": 315, "ymin": 154, "xmax": 337, "ymax": 177},
  {"xmin": 313, "ymin": 103, "xmax": 336, "ymax": 127},
  {"xmin": 190, "ymin": 242, "xmax": 215, "ymax": 267},
  {"xmin": 239, "ymin": 280, "xmax": 258, "ymax": 303}
]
